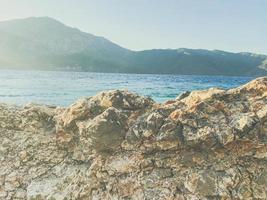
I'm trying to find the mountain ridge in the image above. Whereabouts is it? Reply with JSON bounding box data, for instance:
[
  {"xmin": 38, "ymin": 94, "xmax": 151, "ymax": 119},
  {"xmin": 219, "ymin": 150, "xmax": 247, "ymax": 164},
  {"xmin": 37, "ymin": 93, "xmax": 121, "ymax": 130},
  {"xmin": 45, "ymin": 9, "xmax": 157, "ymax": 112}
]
[{"xmin": 0, "ymin": 16, "xmax": 266, "ymax": 76}]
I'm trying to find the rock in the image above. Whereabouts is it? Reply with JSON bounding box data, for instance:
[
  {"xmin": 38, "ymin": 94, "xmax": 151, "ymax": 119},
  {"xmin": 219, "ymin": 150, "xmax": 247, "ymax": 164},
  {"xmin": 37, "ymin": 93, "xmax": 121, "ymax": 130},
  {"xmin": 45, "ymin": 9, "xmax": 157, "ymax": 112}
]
[
  {"xmin": 21, "ymin": 103, "xmax": 56, "ymax": 131},
  {"xmin": 182, "ymin": 87, "xmax": 225, "ymax": 106},
  {"xmin": 106, "ymin": 154, "xmax": 142, "ymax": 174},
  {"xmin": 78, "ymin": 107, "xmax": 127, "ymax": 152},
  {"xmin": 59, "ymin": 98, "xmax": 103, "ymax": 129},
  {"xmin": 230, "ymin": 113, "xmax": 259, "ymax": 133},
  {"xmin": 0, "ymin": 77, "xmax": 267, "ymax": 199},
  {"xmin": 94, "ymin": 89, "xmax": 154, "ymax": 110},
  {"xmin": 175, "ymin": 91, "xmax": 190, "ymax": 101}
]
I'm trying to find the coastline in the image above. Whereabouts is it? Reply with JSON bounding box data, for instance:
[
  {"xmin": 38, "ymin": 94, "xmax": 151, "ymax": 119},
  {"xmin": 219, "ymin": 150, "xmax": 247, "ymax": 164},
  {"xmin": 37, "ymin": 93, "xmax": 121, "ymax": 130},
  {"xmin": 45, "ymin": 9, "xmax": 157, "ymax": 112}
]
[{"xmin": 0, "ymin": 77, "xmax": 267, "ymax": 199}]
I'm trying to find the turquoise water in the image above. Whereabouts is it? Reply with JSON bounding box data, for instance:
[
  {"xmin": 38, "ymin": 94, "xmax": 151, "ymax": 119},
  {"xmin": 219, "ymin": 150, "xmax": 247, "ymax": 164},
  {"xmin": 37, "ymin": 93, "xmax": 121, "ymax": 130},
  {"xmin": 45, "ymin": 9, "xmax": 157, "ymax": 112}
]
[{"xmin": 0, "ymin": 70, "xmax": 254, "ymax": 106}]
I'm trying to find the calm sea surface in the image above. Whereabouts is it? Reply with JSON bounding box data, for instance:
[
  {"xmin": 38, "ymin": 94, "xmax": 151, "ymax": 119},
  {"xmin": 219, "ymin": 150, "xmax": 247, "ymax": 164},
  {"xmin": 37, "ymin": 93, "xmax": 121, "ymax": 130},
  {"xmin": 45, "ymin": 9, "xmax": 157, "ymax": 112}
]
[{"xmin": 0, "ymin": 70, "xmax": 254, "ymax": 106}]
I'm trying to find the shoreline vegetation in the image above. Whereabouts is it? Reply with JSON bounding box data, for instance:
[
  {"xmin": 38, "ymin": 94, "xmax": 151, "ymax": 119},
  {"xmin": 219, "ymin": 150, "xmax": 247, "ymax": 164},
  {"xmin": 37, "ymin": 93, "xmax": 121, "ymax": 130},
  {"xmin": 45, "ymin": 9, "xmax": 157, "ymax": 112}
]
[{"xmin": 1, "ymin": 77, "xmax": 267, "ymax": 199}]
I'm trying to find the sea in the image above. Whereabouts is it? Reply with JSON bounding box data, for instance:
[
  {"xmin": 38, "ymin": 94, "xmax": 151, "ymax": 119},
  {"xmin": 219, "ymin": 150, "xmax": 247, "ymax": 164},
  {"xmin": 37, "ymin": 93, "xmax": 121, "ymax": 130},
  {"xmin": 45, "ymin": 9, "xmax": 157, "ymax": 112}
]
[{"xmin": 0, "ymin": 69, "xmax": 254, "ymax": 106}]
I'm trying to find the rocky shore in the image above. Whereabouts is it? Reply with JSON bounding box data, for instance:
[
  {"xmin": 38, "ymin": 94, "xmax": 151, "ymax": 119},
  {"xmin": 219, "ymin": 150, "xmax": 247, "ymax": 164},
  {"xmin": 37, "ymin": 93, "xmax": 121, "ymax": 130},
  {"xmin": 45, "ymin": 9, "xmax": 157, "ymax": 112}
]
[{"xmin": 0, "ymin": 77, "xmax": 267, "ymax": 199}]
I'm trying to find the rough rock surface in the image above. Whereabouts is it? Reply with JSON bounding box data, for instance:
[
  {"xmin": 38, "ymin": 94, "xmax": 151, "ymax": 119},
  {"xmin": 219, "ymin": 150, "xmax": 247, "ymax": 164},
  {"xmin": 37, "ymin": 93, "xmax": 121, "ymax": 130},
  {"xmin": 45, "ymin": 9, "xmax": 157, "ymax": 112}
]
[{"xmin": 0, "ymin": 78, "xmax": 267, "ymax": 199}]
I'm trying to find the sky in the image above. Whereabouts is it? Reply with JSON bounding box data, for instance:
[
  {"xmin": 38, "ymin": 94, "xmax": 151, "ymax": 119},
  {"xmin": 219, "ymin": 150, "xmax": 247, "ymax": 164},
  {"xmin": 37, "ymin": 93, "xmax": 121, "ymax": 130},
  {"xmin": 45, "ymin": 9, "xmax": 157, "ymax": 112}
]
[{"xmin": 0, "ymin": 0, "xmax": 267, "ymax": 54}]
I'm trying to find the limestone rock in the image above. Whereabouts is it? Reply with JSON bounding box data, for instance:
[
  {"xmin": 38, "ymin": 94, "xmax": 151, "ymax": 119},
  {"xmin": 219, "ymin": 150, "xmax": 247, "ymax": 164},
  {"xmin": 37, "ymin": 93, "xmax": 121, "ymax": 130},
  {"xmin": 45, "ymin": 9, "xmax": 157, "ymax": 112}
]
[
  {"xmin": 78, "ymin": 107, "xmax": 128, "ymax": 152},
  {"xmin": 0, "ymin": 77, "xmax": 267, "ymax": 199}
]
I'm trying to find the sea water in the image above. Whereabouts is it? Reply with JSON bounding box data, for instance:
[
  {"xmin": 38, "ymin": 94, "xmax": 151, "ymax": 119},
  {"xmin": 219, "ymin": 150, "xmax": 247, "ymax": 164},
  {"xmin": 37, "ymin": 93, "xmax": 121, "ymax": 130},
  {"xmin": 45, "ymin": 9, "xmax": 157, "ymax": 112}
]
[{"xmin": 0, "ymin": 69, "xmax": 254, "ymax": 106}]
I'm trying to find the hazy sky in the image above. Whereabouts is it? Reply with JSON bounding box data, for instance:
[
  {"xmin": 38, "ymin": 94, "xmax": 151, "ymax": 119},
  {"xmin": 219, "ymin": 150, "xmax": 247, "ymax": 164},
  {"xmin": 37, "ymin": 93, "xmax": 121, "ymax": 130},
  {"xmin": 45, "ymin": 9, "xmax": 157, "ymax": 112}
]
[{"xmin": 0, "ymin": 0, "xmax": 267, "ymax": 54}]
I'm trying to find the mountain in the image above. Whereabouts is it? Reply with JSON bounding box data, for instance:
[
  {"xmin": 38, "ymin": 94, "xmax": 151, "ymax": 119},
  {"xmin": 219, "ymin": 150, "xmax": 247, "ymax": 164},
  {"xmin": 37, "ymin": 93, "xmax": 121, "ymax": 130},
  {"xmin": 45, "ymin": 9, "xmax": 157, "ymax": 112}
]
[
  {"xmin": 129, "ymin": 49, "xmax": 267, "ymax": 76},
  {"xmin": 0, "ymin": 17, "xmax": 132, "ymax": 72},
  {"xmin": 0, "ymin": 16, "xmax": 266, "ymax": 76}
]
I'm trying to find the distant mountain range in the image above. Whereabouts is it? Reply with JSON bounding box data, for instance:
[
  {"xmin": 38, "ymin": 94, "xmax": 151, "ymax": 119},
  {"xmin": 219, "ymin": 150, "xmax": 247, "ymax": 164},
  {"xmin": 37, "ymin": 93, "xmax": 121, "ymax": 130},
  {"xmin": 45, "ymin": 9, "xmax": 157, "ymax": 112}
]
[{"xmin": 0, "ymin": 17, "xmax": 266, "ymax": 76}]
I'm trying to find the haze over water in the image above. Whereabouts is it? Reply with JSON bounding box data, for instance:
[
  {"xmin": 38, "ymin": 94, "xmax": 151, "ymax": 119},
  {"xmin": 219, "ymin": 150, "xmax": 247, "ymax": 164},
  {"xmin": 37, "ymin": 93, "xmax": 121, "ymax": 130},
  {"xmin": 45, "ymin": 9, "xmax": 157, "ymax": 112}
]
[{"xmin": 0, "ymin": 70, "xmax": 254, "ymax": 106}]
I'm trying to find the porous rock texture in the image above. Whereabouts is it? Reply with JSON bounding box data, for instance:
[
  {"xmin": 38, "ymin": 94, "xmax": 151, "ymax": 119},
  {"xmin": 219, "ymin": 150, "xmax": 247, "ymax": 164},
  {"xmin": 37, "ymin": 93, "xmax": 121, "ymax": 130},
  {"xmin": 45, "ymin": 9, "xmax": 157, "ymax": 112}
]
[{"xmin": 0, "ymin": 77, "xmax": 267, "ymax": 200}]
